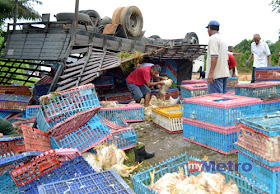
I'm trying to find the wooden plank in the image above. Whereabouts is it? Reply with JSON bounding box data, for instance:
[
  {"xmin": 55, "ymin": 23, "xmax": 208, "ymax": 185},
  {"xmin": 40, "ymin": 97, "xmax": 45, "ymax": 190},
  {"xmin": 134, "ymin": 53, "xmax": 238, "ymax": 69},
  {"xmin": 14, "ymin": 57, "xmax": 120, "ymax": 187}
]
[{"xmin": 70, "ymin": 48, "xmax": 88, "ymax": 54}]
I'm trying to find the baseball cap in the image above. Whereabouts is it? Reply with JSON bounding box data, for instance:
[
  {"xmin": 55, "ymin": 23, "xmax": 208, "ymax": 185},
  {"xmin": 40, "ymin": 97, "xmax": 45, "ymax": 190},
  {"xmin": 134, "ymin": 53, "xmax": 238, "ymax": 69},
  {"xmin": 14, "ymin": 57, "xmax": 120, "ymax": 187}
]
[{"xmin": 206, "ymin": 20, "xmax": 220, "ymax": 28}]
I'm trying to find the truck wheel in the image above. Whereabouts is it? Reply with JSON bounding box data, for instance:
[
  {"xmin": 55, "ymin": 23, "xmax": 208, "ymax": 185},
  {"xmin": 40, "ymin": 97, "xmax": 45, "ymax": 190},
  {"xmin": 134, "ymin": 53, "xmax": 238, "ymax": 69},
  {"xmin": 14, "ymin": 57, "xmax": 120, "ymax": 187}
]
[
  {"xmin": 149, "ymin": 35, "xmax": 161, "ymax": 39},
  {"xmin": 184, "ymin": 32, "xmax": 199, "ymax": 44},
  {"xmin": 99, "ymin": 16, "xmax": 112, "ymax": 26},
  {"xmin": 56, "ymin": 13, "xmax": 91, "ymax": 24},
  {"xmin": 120, "ymin": 6, "xmax": 143, "ymax": 37},
  {"xmin": 112, "ymin": 7, "xmax": 125, "ymax": 24},
  {"xmin": 82, "ymin": 10, "xmax": 101, "ymax": 25}
]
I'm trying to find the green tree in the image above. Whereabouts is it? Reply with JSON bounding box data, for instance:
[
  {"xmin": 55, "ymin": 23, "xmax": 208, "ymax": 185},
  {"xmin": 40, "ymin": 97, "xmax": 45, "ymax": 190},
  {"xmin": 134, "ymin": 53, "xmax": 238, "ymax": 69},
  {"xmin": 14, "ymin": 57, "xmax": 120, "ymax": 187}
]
[
  {"xmin": 234, "ymin": 39, "xmax": 253, "ymax": 73},
  {"xmin": 270, "ymin": 0, "xmax": 280, "ymax": 13}
]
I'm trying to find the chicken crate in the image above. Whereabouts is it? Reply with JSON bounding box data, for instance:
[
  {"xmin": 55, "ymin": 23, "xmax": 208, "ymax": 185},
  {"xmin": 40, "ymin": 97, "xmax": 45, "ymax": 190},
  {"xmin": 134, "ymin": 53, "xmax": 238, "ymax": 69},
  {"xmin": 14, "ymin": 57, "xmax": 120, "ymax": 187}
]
[
  {"xmin": 0, "ymin": 94, "xmax": 32, "ymax": 112},
  {"xmin": 255, "ymin": 67, "xmax": 280, "ymax": 81},
  {"xmin": 10, "ymin": 150, "xmax": 61, "ymax": 186},
  {"xmin": 37, "ymin": 169, "xmax": 133, "ymax": 194},
  {"xmin": 183, "ymin": 93, "xmax": 262, "ymax": 127},
  {"xmin": 131, "ymin": 152, "xmax": 270, "ymax": 194},
  {"xmin": 103, "ymin": 92, "xmax": 134, "ymax": 103},
  {"xmin": 238, "ymin": 151, "xmax": 280, "ymax": 194},
  {"xmin": 0, "ymin": 111, "xmax": 12, "ymax": 119},
  {"xmin": 0, "ymin": 136, "xmax": 25, "ymax": 158},
  {"xmin": 183, "ymin": 118, "xmax": 238, "ymax": 154},
  {"xmin": 0, "ymin": 151, "xmax": 42, "ymax": 168},
  {"xmin": 0, "ymin": 85, "xmax": 31, "ymax": 96},
  {"xmin": 25, "ymin": 105, "xmax": 41, "ymax": 118},
  {"xmin": 262, "ymin": 97, "xmax": 280, "ymax": 114},
  {"xmin": 161, "ymin": 67, "xmax": 177, "ymax": 83},
  {"xmin": 180, "ymin": 84, "xmax": 207, "ymax": 98},
  {"xmin": 227, "ymin": 77, "xmax": 238, "ymax": 88},
  {"xmin": 18, "ymin": 155, "xmax": 95, "ymax": 194},
  {"xmin": 105, "ymin": 129, "xmax": 138, "ymax": 150},
  {"xmin": 181, "ymin": 79, "xmax": 207, "ymax": 85},
  {"xmin": 40, "ymin": 84, "xmax": 99, "ymax": 121},
  {"xmin": 235, "ymin": 81, "xmax": 280, "ymax": 99},
  {"xmin": 98, "ymin": 104, "xmax": 144, "ymax": 123},
  {"xmin": 56, "ymin": 115, "xmax": 111, "ymax": 153},
  {"xmin": 152, "ymin": 105, "xmax": 182, "ymax": 133},
  {"xmin": 0, "ymin": 169, "xmax": 19, "ymax": 194},
  {"xmin": 93, "ymin": 76, "xmax": 114, "ymax": 87}
]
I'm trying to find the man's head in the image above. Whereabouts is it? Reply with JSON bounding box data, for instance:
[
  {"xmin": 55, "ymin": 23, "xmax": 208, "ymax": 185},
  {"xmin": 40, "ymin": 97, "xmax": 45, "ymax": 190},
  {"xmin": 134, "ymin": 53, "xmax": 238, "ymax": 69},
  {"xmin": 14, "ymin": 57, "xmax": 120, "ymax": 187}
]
[
  {"xmin": 206, "ymin": 20, "xmax": 220, "ymax": 36},
  {"xmin": 151, "ymin": 64, "xmax": 161, "ymax": 77},
  {"xmin": 228, "ymin": 46, "xmax": 233, "ymax": 52},
  {"xmin": 253, "ymin": 34, "xmax": 261, "ymax": 44}
]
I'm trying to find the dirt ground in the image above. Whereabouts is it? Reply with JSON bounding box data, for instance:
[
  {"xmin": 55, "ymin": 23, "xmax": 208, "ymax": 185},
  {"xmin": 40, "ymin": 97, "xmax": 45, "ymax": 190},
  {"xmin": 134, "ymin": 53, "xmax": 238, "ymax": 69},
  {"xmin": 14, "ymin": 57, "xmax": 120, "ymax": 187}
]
[{"xmin": 130, "ymin": 121, "xmax": 238, "ymax": 167}]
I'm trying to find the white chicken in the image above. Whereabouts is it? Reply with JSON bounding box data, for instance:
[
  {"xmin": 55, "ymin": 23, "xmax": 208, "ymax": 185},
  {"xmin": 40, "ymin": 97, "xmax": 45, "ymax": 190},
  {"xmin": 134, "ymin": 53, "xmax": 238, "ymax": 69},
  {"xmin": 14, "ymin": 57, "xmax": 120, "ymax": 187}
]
[
  {"xmin": 82, "ymin": 152, "xmax": 102, "ymax": 172},
  {"xmin": 159, "ymin": 79, "xmax": 173, "ymax": 101},
  {"xmin": 222, "ymin": 179, "xmax": 239, "ymax": 194}
]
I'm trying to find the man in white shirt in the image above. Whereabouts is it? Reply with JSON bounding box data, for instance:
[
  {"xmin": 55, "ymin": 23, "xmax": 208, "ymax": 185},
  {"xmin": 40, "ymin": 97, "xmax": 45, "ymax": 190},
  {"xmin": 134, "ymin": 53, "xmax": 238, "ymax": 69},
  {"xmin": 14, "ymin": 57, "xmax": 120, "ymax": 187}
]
[
  {"xmin": 206, "ymin": 20, "xmax": 231, "ymax": 94},
  {"xmin": 246, "ymin": 34, "xmax": 271, "ymax": 83}
]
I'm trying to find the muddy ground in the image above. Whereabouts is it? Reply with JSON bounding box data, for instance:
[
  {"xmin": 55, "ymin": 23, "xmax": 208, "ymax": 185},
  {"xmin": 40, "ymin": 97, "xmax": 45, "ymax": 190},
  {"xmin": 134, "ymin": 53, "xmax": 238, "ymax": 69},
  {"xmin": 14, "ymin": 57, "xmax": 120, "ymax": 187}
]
[{"xmin": 129, "ymin": 121, "xmax": 238, "ymax": 166}]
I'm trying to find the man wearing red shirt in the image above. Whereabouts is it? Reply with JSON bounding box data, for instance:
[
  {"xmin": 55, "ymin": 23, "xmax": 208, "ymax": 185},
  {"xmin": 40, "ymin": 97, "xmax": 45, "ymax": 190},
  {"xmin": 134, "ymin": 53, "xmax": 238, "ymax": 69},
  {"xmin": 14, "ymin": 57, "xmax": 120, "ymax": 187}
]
[
  {"xmin": 228, "ymin": 54, "xmax": 237, "ymax": 77},
  {"xmin": 126, "ymin": 65, "xmax": 166, "ymax": 107}
]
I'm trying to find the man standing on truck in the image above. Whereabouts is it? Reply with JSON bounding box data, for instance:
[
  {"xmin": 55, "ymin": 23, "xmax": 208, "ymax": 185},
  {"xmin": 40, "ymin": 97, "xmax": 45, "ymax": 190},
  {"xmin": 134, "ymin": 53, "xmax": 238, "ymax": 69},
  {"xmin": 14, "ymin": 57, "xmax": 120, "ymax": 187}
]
[
  {"xmin": 206, "ymin": 20, "xmax": 230, "ymax": 94},
  {"xmin": 246, "ymin": 34, "xmax": 271, "ymax": 83},
  {"xmin": 126, "ymin": 65, "xmax": 166, "ymax": 107}
]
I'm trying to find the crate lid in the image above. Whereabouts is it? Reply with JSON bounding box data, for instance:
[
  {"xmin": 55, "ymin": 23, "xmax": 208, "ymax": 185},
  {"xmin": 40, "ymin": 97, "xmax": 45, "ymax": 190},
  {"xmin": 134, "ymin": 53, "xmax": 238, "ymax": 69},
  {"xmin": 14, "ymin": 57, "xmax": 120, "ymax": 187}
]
[
  {"xmin": 180, "ymin": 83, "xmax": 207, "ymax": 90},
  {"xmin": 182, "ymin": 79, "xmax": 207, "ymax": 84},
  {"xmin": 255, "ymin": 67, "xmax": 280, "ymax": 70},
  {"xmin": 0, "ymin": 94, "xmax": 32, "ymax": 103},
  {"xmin": 183, "ymin": 93, "xmax": 262, "ymax": 108},
  {"xmin": 235, "ymin": 81, "xmax": 280, "ymax": 88},
  {"xmin": 152, "ymin": 104, "xmax": 182, "ymax": 118}
]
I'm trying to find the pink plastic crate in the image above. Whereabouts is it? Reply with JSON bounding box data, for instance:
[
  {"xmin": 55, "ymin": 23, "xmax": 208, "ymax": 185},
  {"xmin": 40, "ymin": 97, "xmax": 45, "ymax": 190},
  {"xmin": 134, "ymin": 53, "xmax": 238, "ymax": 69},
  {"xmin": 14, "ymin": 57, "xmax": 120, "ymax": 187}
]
[
  {"xmin": 235, "ymin": 81, "xmax": 280, "ymax": 89},
  {"xmin": 55, "ymin": 148, "xmax": 81, "ymax": 162},
  {"xmin": 51, "ymin": 106, "xmax": 101, "ymax": 140},
  {"xmin": 180, "ymin": 84, "xmax": 208, "ymax": 98},
  {"xmin": 181, "ymin": 80, "xmax": 207, "ymax": 85}
]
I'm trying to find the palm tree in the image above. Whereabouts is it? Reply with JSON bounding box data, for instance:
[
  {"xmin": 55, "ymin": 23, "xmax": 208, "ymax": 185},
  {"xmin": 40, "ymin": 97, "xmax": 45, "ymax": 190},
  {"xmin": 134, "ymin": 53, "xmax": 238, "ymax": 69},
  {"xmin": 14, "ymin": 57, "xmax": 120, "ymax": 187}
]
[{"xmin": 0, "ymin": 0, "xmax": 42, "ymax": 25}]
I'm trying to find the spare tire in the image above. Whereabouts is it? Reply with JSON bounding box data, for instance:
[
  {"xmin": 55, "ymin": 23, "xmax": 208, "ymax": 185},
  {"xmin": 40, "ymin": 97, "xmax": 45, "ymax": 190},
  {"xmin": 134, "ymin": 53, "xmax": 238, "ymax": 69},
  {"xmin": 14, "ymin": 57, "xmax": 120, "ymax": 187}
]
[
  {"xmin": 119, "ymin": 6, "xmax": 143, "ymax": 37},
  {"xmin": 112, "ymin": 7, "xmax": 125, "ymax": 24},
  {"xmin": 184, "ymin": 32, "xmax": 199, "ymax": 44},
  {"xmin": 99, "ymin": 16, "xmax": 112, "ymax": 26},
  {"xmin": 81, "ymin": 10, "xmax": 101, "ymax": 25},
  {"xmin": 56, "ymin": 12, "xmax": 91, "ymax": 24}
]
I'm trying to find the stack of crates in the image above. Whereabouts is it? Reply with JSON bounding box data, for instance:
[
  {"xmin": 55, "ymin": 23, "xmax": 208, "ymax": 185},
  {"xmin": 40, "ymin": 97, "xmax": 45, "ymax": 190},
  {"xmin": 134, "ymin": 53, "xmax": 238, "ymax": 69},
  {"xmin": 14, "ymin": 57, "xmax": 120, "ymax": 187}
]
[
  {"xmin": 180, "ymin": 83, "xmax": 207, "ymax": 98},
  {"xmin": 236, "ymin": 113, "xmax": 280, "ymax": 194},
  {"xmin": 182, "ymin": 93, "xmax": 262, "ymax": 154},
  {"xmin": 235, "ymin": 81, "xmax": 280, "ymax": 114},
  {"xmin": 152, "ymin": 104, "xmax": 182, "ymax": 133}
]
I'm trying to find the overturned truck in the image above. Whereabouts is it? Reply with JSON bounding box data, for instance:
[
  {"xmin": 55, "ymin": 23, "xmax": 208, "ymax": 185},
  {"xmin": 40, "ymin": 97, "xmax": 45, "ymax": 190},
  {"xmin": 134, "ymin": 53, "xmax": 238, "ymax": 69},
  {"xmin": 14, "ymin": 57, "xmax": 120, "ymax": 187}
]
[{"xmin": 0, "ymin": 6, "xmax": 207, "ymax": 95}]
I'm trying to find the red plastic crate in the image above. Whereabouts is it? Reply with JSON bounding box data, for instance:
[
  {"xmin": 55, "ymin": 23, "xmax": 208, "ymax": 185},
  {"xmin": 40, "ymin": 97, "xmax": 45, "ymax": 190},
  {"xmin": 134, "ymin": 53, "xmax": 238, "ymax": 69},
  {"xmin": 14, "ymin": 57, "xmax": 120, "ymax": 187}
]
[
  {"xmin": 0, "ymin": 85, "xmax": 31, "ymax": 96},
  {"xmin": 35, "ymin": 75, "xmax": 53, "ymax": 85},
  {"xmin": 21, "ymin": 124, "xmax": 52, "ymax": 152},
  {"xmin": 104, "ymin": 92, "xmax": 134, "ymax": 102},
  {"xmin": 255, "ymin": 70, "xmax": 280, "ymax": 80},
  {"xmin": 10, "ymin": 150, "xmax": 61, "ymax": 186},
  {"xmin": 51, "ymin": 106, "xmax": 101, "ymax": 141}
]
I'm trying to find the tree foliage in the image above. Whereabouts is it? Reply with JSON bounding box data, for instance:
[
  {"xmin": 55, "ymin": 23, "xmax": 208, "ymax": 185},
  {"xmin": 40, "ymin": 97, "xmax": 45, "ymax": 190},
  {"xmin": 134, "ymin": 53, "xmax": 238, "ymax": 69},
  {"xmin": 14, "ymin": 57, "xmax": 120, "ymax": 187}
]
[{"xmin": 270, "ymin": 0, "xmax": 280, "ymax": 13}]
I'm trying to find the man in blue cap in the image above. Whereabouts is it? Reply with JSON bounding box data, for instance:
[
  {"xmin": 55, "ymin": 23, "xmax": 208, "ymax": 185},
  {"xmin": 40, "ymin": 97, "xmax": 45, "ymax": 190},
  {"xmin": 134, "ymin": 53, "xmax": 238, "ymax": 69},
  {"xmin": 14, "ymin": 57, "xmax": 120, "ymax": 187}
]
[{"xmin": 205, "ymin": 20, "xmax": 230, "ymax": 94}]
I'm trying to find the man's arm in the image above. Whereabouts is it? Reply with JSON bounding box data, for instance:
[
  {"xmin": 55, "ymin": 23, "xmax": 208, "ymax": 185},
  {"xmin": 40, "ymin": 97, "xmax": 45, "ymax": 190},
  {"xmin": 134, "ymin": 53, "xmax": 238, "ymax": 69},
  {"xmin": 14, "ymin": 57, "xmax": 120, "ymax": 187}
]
[
  {"xmin": 208, "ymin": 57, "xmax": 218, "ymax": 84},
  {"xmin": 146, "ymin": 80, "xmax": 165, "ymax": 87},
  {"xmin": 233, "ymin": 53, "xmax": 242, "ymax": 56},
  {"xmin": 232, "ymin": 66, "xmax": 236, "ymax": 77}
]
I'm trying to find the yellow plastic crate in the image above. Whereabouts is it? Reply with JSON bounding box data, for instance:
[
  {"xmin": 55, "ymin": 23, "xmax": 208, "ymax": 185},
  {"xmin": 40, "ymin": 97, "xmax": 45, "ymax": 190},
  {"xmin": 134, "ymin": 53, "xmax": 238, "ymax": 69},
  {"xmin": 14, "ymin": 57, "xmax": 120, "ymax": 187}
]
[{"xmin": 152, "ymin": 105, "xmax": 182, "ymax": 133}]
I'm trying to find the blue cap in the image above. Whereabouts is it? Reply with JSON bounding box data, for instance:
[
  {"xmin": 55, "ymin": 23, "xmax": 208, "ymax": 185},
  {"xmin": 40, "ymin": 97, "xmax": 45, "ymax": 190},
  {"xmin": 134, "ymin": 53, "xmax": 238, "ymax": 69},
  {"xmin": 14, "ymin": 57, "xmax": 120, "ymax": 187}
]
[{"xmin": 206, "ymin": 20, "xmax": 220, "ymax": 28}]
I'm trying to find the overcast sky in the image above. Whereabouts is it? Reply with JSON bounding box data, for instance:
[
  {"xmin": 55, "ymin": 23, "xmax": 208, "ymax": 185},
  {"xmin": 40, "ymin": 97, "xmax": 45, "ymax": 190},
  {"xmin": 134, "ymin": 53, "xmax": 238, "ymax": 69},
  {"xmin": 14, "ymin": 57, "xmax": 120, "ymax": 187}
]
[{"xmin": 33, "ymin": 0, "xmax": 280, "ymax": 46}]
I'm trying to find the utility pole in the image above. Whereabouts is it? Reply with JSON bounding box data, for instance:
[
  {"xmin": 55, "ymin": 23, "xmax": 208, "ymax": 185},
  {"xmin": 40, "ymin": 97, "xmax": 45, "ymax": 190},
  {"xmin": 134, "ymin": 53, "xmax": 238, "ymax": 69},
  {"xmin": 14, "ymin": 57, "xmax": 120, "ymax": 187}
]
[{"xmin": 13, "ymin": 0, "xmax": 19, "ymax": 30}]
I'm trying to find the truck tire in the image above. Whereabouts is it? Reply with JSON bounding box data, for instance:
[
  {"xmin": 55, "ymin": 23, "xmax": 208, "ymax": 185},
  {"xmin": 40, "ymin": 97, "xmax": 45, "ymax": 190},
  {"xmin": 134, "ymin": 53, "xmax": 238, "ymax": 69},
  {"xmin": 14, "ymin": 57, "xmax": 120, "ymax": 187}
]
[
  {"xmin": 184, "ymin": 32, "xmax": 199, "ymax": 44},
  {"xmin": 120, "ymin": 6, "xmax": 143, "ymax": 37},
  {"xmin": 149, "ymin": 35, "xmax": 161, "ymax": 39},
  {"xmin": 99, "ymin": 16, "xmax": 112, "ymax": 26},
  {"xmin": 112, "ymin": 7, "xmax": 125, "ymax": 24},
  {"xmin": 56, "ymin": 13, "xmax": 91, "ymax": 24},
  {"xmin": 81, "ymin": 10, "xmax": 101, "ymax": 25}
]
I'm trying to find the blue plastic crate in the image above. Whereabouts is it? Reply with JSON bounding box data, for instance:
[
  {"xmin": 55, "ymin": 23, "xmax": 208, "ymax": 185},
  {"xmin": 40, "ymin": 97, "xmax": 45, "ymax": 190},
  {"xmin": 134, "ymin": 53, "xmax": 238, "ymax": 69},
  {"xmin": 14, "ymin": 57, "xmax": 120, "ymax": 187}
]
[
  {"xmin": 183, "ymin": 99, "xmax": 262, "ymax": 127},
  {"xmin": 160, "ymin": 67, "xmax": 177, "ymax": 84},
  {"xmin": 26, "ymin": 106, "xmax": 41, "ymax": 118},
  {"xmin": 238, "ymin": 152, "xmax": 279, "ymax": 194},
  {"xmin": 256, "ymin": 67, "xmax": 280, "ymax": 70},
  {"xmin": 37, "ymin": 169, "xmax": 134, "ymax": 194},
  {"xmin": 42, "ymin": 86, "xmax": 99, "ymax": 121},
  {"xmin": 131, "ymin": 152, "xmax": 270, "ymax": 194},
  {"xmin": 50, "ymin": 135, "xmax": 60, "ymax": 149},
  {"xmin": 34, "ymin": 84, "xmax": 51, "ymax": 105},
  {"xmin": 107, "ymin": 129, "xmax": 138, "ymax": 150},
  {"xmin": 235, "ymin": 85, "xmax": 280, "ymax": 99},
  {"xmin": 180, "ymin": 86, "xmax": 207, "ymax": 98},
  {"xmin": 183, "ymin": 120, "xmax": 237, "ymax": 153},
  {"xmin": 0, "ymin": 151, "xmax": 41, "ymax": 167},
  {"xmin": 262, "ymin": 99, "xmax": 280, "ymax": 114},
  {"xmin": 0, "ymin": 168, "xmax": 19, "ymax": 194},
  {"xmin": 239, "ymin": 112, "xmax": 280, "ymax": 137},
  {"xmin": 0, "ymin": 136, "xmax": 23, "ymax": 142},
  {"xmin": 59, "ymin": 115, "xmax": 110, "ymax": 152},
  {"xmin": 19, "ymin": 156, "xmax": 95, "ymax": 194},
  {"xmin": 166, "ymin": 59, "xmax": 178, "ymax": 71},
  {"xmin": 228, "ymin": 77, "xmax": 238, "ymax": 81},
  {"xmin": 98, "ymin": 104, "xmax": 144, "ymax": 123},
  {"xmin": 0, "ymin": 111, "xmax": 11, "ymax": 119},
  {"xmin": 234, "ymin": 144, "xmax": 280, "ymax": 167}
]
